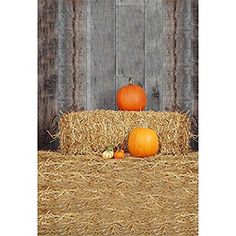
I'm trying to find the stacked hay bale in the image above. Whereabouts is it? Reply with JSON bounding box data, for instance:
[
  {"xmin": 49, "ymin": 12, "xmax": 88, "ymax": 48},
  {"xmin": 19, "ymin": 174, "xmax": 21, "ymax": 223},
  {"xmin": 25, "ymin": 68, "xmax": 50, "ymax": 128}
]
[
  {"xmin": 38, "ymin": 151, "xmax": 198, "ymax": 235},
  {"xmin": 59, "ymin": 110, "xmax": 191, "ymax": 155},
  {"xmin": 38, "ymin": 110, "xmax": 198, "ymax": 235}
]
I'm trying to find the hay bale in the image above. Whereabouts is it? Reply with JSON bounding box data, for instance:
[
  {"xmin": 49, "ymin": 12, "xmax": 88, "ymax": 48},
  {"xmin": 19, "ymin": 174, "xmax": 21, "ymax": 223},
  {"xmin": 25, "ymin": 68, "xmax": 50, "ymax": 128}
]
[
  {"xmin": 38, "ymin": 151, "xmax": 198, "ymax": 235},
  {"xmin": 59, "ymin": 110, "xmax": 191, "ymax": 155}
]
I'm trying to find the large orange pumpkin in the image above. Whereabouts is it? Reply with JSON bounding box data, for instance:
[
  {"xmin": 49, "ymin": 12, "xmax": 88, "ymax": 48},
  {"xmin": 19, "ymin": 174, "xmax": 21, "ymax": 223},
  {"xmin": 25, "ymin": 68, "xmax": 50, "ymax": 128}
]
[
  {"xmin": 116, "ymin": 78, "xmax": 147, "ymax": 111},
  {"xmin": 128, "ymin": 128, "xmax": 159, "ymax": 157}
]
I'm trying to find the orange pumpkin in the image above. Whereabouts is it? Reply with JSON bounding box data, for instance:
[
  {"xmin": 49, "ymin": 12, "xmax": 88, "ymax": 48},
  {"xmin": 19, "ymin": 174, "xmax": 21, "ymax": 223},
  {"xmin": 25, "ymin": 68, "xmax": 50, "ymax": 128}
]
[
  {"xmin": 114, "ymin": 149, "xmax": 125, "ymax": 159},
  {"xmin": 128, "ymin": 128, "xmax": 159, "ymax": 157},
  {"xmin": 116, "ymin": 78, "xmax": 147, "ymax": 111}
]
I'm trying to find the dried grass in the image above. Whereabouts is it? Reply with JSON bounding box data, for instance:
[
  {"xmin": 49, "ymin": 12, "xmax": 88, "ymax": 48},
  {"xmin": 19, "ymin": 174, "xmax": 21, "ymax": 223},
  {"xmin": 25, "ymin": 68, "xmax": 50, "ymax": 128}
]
[
  {"xmin": 59, "ymin": 110, "xmax": 191, "ymax": 155},
  {"xmin": 38, "ymin": 151, "xmax": 198, "ymax": 235}
]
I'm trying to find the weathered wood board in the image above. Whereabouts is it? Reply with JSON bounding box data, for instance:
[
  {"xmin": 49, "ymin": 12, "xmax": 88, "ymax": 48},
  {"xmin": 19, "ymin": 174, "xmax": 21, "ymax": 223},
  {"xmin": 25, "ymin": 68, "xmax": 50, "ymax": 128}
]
[
  {"xmin": 58, "ymin": 0, "xmax": 87, "ymax": 112},
  {"xmin": 88, "ymin": 0, "xmax": 116, "ymax": 109},
  {"xmin": 38, "ymin": 0, "xmax": 58, "ymax": 150},
  {"xmin": 116, "ymin": 0, "xmax": 145, "ymax": 94},
  {"xmin": 191, "ymin": 0, "xmax": 199, "ymax": 150},
  {"xmin": 38, "ymin": 0, "xmax": 198, "ymax": 150},
  {"xmin": 144, "ymin": 0, "xmax": 163, "ymax": 111}
]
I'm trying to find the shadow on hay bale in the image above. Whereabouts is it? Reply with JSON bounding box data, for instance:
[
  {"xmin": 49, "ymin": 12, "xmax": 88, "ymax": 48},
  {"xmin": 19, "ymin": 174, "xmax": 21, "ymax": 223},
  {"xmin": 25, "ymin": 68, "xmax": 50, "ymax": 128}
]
[
  {"xmin": 38, "ymin": 151, "xmax": 198, "ymax": 235},
  {"xmin": 59, "ymin": 110, "xmax": 191, "ymax": 155}
]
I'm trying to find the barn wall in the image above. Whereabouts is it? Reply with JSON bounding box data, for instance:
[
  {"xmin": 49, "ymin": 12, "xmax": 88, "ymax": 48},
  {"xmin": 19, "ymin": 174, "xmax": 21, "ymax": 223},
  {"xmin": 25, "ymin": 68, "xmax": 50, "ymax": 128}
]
[{"xmin": 38, "ymin": 0, "xmax": 198, "ymax": 150}]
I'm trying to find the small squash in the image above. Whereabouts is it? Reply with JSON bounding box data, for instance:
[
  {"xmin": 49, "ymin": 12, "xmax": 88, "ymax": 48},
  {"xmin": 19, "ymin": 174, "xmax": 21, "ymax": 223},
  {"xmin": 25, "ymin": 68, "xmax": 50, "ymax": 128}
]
[
  {"xmin": 102, "ymin": 146, "xmax": 114, "ymax": 159},
  {"xmin": 114, "ymin": 149, "xmax": 125, "ymax": 159},
  {"xmin": 128, "ymin": 128, "xmax": 159, "ymax": 157},
  {"xmin": 116, "ymin": 77, "xmax": 147, "ymax": 111}
]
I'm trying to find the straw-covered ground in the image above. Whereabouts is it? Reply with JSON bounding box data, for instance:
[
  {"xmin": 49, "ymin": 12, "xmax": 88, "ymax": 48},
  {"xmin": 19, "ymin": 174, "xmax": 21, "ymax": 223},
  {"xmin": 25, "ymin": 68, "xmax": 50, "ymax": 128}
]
[
  {"xmin": 38, "ymin": 151, "xmax": 198, "ymax": 235},
  {"xmin": 59, "ymin": 110, "xmax": 191, "ymax": 156}
]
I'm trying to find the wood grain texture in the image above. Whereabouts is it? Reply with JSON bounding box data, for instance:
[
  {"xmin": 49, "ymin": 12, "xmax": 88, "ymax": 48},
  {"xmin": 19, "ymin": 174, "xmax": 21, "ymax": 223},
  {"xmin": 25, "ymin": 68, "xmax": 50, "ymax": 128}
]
[
  {"xmin": 38, "ymin": 0, "xmax": 57, "ymax": 12},
  {"xmin": 191, "ymin": 0, "xmax": 198, "ymax": 150},
  {"xmin": 175, "ymin": 0, "xmax": 192, "ymax": 112},
  {"xmin": 38, "ymin": 0, "xmax": 58, "ymax": 150},
  {"xmin": 162, "ymin": 0, "xmax": 193, "ymax": 112},
  {"xmin": 58, "ymin": 0, "xmax": 87, "ymax": 112},
  {"xmin": 86, "ymin": 0, "xmax": 92, "ymax": 109},
  {"xmin": 87, "ymin": 0, "xmax": 116, "ymax": 109},
  {"xmin": 116, "ymin": 0, "xmax": 145, "ymax": 93},
  {"xmin": 162, "ymin": 0, "xmax": 176, "ymax": 111},
  {"xmin": 144, "ymin": 0, "xmax": 163, "ymax": 111},
  {"xmin": 191, "ymin": 0, "xmax": 198, "ymax": 117}
]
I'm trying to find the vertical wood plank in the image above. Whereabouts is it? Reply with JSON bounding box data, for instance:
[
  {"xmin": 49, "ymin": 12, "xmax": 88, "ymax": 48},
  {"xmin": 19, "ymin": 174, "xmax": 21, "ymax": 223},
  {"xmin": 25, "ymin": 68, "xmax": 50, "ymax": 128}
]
[
  {"xmin": 162, "ymin": 0, "xmax": 193, "ymax": 112},
  {"xmin": 86, "ymin": 0, "xmax": 92, "ymax": 109},
  {"xmin": 191, "ymin": 0, "xmax": 198, "ymax": 118},
  {"xmin": 162, "ymin": 0, "xmax": 176, "ymax": 110},
  {"xmin": 191, "ymin": 0, "xmax": 198, "ymax": 150},
  {"xmin": 58, "ymin": 0, "xmax": 87, "ymax": 112},
  {"xmin": 87, "ymin": 0, "xmax": 116, "ymax": 109},
  {"xmin": 38, "ymin": 0, "xmax": 59, "ymax": 149},
  {"xmin": 75, "ymin": 0, "xmax": 87, "ymax": 111},
  {"xmin": 144, "ymin": 0, "xmax": 163, "ymax": 111},
  {"xmin": 116, "ymin": 0, "xmax": 145, "ymax": 94},
  {"xmin": 58, "ymin": 0, "xmax": 72, "ymax": 111},
  {"xmin": 175, "ymin": 0, "xmax": 192, "ymax": 112}
]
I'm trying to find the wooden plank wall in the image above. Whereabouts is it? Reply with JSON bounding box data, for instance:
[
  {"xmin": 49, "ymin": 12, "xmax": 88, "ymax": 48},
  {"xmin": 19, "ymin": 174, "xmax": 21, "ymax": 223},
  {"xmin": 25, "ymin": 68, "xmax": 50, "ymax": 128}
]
[
  {"xmin": 38, "ymin": 0, "xmax": 59, "ymax": 149},
  {"xmin": 38, "ymin": 0, "xmax": 198, "ymax": 150}
]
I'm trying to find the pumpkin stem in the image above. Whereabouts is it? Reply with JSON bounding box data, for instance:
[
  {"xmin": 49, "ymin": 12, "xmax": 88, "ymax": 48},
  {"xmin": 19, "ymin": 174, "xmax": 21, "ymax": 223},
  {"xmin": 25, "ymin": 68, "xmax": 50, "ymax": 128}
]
[
  {"xmin": 128, "ymin": 77, "xmax": 133, "ymax": 85},
  {"xmin": 107, "ymin": 145, "xmax": 114, "ymax": 151}
]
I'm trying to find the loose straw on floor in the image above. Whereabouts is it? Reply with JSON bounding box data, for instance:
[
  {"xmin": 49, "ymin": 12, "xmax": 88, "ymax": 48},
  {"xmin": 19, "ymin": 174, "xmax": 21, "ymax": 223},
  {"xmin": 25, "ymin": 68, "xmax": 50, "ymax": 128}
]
[{"xmin": 38, "ymin": 151, "xmax": 198, "ymax": 235}]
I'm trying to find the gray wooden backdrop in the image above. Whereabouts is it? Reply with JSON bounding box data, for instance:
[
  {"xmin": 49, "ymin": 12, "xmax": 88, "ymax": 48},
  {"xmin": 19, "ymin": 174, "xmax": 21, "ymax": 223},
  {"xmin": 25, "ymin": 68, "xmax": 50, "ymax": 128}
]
[{"xmin": 38, "ymin": 0, "xmax": 198, "ymax": 150}]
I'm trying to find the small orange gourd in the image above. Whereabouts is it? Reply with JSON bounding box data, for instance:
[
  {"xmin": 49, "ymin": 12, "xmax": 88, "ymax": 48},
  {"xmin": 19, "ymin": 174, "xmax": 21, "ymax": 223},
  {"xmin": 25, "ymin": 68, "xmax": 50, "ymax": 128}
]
[
  {"xmin": 114, "ymin": 149, "xmax": 125, "ymax": 159},
  {"xmin": 116, "ymin": 77, "xmax": 147, "ymax": 111},
  {"xmin": 128, "ymin": 128, "xmax": 159, "ymax": 157}
]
